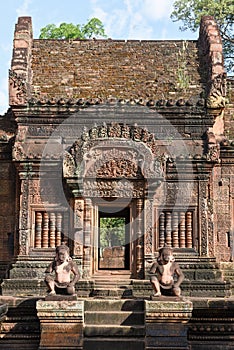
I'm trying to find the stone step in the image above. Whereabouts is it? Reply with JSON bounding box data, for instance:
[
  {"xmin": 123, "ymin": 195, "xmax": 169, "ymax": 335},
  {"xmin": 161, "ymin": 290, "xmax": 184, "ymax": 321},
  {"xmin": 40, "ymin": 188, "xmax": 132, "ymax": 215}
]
[
  {"xmin": 0, "ymin": 297, "xmax": 40, "ymax": 349},
  {"xmin": 83, "ymin": 338, "xmax": 145, "ymax": 350},
  {"xmin": 91, "ymin": 287, "xmax": 133, "ymax": 298},
  {"xmin": 84, "ymin": 324, "xmax": 145, "ymax": 337},
  {"xmin": 85, "ymin": 310, "xmax": 144, "ymax": 325},
  {"xmin": 85, "ymin": 299, "xmax": 144, "ymax": 312}
]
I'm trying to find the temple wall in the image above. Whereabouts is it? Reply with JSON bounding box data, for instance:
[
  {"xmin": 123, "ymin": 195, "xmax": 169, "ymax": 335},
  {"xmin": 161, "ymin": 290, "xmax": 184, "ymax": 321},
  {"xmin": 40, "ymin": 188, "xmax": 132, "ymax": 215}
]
[
  {"xmin": 0, "ymin": 161, "xmax": 16, "ymax": 264},
  {"xmin": 31, "ymin": 39, "xmax": 201, "ymax": 102}
]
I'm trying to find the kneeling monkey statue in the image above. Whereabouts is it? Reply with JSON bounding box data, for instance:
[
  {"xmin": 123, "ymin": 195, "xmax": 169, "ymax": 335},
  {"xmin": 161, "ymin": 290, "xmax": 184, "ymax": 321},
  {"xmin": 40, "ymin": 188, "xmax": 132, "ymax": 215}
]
[{"xmin": 149, "ymin": 246, "xmax": 184, "ymax": 297}]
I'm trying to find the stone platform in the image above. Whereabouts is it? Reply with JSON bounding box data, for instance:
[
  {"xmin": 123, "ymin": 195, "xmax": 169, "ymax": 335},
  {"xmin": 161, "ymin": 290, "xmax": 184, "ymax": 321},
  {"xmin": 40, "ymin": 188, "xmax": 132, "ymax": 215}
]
[
  {"xmin": 0, "ymin": 296, "xmax": 234, "ymax": 349},
  {"xmin": 37, "ymin": 299, "xmax": 84, "ymax": 350}
]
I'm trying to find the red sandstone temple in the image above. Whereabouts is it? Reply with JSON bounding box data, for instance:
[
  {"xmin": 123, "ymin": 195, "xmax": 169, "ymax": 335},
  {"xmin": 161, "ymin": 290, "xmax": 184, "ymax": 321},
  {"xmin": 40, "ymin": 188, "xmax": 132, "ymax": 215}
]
[{"xmin": 0, "ymin": 16, "xmax": 233, "ymax": 349}]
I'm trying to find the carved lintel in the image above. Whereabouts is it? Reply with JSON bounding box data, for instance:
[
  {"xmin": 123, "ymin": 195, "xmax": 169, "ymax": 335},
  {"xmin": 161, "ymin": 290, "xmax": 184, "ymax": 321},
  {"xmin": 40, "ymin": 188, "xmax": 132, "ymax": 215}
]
[{"xmin": 83, "ymin": 179, "xmax": 145, "ymax": 198}]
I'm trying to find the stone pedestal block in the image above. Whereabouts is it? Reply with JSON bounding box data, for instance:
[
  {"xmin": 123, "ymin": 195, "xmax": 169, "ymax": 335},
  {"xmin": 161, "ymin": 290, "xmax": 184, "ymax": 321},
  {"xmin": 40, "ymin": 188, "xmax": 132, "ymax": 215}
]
[
  {"xmin": 36, "ymin": 299, "xmax": 84, "ymax": 349},
  {"xmin": 145, "ymin": 298, "xmax": 193, "ymax": 350},
  {"xmin": 0, "ymin": 303, "xmax": 8, "ymax": 323}
]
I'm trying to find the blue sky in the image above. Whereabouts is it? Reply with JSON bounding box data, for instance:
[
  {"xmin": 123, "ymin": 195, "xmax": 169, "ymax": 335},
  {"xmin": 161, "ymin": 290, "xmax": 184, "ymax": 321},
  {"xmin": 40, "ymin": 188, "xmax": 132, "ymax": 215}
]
[{"xmin": 0, "ymin": 0, "xmax": 198, "ymax": 114}]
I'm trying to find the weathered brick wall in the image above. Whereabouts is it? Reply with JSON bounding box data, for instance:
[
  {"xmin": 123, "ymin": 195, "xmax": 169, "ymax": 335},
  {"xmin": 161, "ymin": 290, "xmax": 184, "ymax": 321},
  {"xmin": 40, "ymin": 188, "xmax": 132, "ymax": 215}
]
[{"xmin": 31, "ymin": 39, "xmax": 202, "ymax": 101}]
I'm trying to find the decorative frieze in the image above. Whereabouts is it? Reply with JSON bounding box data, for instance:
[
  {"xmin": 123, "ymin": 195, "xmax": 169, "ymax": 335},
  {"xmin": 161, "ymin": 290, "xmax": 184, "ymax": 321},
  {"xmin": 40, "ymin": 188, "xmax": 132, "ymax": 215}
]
[{"xmin": 83, "ymin": 179, "xmax": 145, "ymax": 198}]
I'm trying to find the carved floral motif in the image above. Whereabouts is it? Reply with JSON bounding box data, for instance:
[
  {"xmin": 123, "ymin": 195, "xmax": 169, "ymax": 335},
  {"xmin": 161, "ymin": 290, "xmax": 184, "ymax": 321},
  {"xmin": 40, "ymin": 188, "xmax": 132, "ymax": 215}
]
[
  {"xmin": 9, "ymin": 70, "xmax": 27, "ymax": 105},
  {"xmin": 207, "ymin": 73, "xmax": 226, "ymax": 108}
]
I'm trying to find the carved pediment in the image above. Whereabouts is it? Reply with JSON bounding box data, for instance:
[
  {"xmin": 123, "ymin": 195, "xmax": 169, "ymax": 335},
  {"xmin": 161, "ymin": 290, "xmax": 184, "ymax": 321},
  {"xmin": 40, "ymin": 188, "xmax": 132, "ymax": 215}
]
[{"xmin": 63, "ymin": 123, "xmax": 165, "ymax": 191}]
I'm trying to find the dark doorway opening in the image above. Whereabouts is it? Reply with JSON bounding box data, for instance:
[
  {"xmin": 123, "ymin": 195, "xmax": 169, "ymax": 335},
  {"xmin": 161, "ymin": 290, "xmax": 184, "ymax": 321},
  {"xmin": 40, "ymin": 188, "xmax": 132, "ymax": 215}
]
[{"xmin": 98, "ymin": 207, "xmax": 130, "ymax": 270}]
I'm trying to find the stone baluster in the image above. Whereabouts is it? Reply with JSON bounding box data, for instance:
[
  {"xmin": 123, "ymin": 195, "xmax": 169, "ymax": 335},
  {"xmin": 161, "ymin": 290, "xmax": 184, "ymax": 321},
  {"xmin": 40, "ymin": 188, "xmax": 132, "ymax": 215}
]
[
  {"xmin": 179, "ymin": 212, "xmax": 186, "ymax": 248},
  {"xmin": 35, "ymin": 212, "xmax": 42, "ymax": 248},
  {"xmin": 159, "ymin": 212, "xmax": 165, "ymax": 247},
  {"xmin": 172, "ymin": 211, "xmax": 179, "ymax": 248},
  {"xmin": 186, "ymin": 211, "xmax": 193, "ymax": 248},
  {"xmin": 56, "ymin": 213, "xmax": 62, "ymax": 247},
  {"xmin": 49, "ymin": 213, "xmax": 56, "ymax": 248},
  {"xmin": 165, "ymin": 211, "xmax": 172, "ymax": 247},
  {"xmin": 42, "ymin": 212, "xmax": 49, "ymax": 248}
]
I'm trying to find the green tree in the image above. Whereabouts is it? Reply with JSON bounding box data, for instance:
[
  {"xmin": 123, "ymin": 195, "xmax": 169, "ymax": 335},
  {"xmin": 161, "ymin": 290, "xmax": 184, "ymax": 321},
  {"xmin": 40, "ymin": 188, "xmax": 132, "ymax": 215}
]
[
  {"xmin": 99, "ymin": 217, "xmax": 125, "ymax": 248},
  {"xmin": 171, "ymin": 0, "xmax": 234, "ymax": 72},
  {"xmin": 39, "ymin": 18, "xmax": 107, "ymax": 39}
]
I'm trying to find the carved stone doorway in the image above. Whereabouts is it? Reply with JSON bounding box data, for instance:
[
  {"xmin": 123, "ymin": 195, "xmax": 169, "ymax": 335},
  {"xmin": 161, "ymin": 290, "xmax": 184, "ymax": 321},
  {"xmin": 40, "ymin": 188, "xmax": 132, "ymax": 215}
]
[{"xmin": 98, "ymin": 206, "xmax": 130, "ymax": 271}]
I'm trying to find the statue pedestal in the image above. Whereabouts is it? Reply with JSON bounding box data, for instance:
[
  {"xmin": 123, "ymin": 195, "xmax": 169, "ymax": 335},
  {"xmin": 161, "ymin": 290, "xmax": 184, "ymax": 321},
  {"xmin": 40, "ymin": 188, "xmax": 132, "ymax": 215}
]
[
  {"xmin": 36, "ymin": 299, "xmax": 84, "ymax": 349},
  {"xmin": 145, "ymin": 297, "xmax": 193, "ymax": 350},
  {"xmin": 0, "ymin": 303, "xmax": 8, "ymax": 323}
]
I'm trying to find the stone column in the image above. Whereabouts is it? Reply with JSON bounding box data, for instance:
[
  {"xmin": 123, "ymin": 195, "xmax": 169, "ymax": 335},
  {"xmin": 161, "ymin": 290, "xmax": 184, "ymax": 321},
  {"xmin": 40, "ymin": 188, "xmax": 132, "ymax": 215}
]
[
  {"xmin": 36, "ymin": 299, "xmax": 84, "ymax": 350},
  {"xmin": 145, "ymin": 299, "xmax": 193, "ymax": 350}
]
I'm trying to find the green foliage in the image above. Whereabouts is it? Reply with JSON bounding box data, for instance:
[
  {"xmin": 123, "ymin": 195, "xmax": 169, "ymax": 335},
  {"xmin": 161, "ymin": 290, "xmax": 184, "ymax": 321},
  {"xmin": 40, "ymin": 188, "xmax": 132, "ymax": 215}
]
[
  {"xmin": 176, "ymin": 41, "xmax": 190, "ymax": 90},
  {"xmin": 99, "ymin": 217, "xmax": 125, "ymax": 248},
  {"xmin": 39, "ymin": 18, "xmax": 107, "ymax": 39},
  {"xmin": 171, "ymin": 0, "xmax": 234, "ymax": 73}
]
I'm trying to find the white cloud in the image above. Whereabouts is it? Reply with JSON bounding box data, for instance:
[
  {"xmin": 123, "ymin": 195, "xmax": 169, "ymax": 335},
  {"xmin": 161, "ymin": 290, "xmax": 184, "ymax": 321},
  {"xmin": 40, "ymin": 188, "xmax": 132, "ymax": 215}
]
[
  {"xmin": 142, "ymin": 0, "xmax": 174, "ymax": 21},
  {"xmin": 0, "ymin": 76, "xmax": 9, "ymax": 114},
  {"xmin": 16, "ymin": 0, "xmax": 32, "ymax": 17},
  {"xmin": 90, "ymin": 0, "xmax": 155, "ymax": 39}
]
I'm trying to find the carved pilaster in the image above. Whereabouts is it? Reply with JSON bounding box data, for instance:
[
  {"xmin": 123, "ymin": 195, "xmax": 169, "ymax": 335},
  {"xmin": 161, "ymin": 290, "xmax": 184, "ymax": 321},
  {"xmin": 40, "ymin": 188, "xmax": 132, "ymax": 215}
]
[
  {"xmin": 19, "ymin": 178, "xmax": 30, "ymax": 255},
  {"xmin": 83, "ymin": 198, "xmax": 92, "ymax": 278},
  {"xmin": 74, "ymin": 199, "xmax": 84, "ymax": 230},
  {"xmin": 136, "ymin": 198, "xmax": 144, "ymax": 278},
  {"xmin": 74, "ymin": 199, "xmax": 84, "ymax": 258},
  {"xmin": 199, "ymin": 180, "xmax": 209, "ymax": 256},
  {"xmin": 145, "ymin": 199, "xmax": 154, "ymax": 257},
  {"xmin": 159, "ymin": 212, "xmax": 165, "ymax": 248}
]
